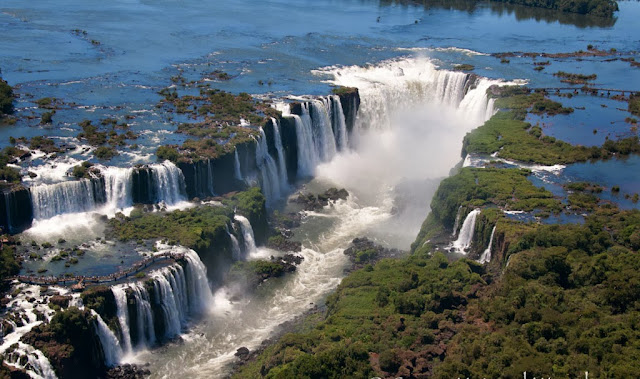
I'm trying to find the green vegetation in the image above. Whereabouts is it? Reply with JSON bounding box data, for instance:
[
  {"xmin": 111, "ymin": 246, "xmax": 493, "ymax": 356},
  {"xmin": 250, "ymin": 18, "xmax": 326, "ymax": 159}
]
[
  {"xmin": 331, "ymin": 86, "xmax": 359, "ymax": 96},
  {"xmin": 237, "ymin": 203, "xmax": 640, "ymax": 378},
  {"xmin": 411, "ymin": 167, "xmax": 561, "ymax": 254},
  {"xmin": 0, "ymin": 78, "xmax": 14, "ymax": 117},
  {"xmin": 453, "ymin": 64, "xmax": 474, "ymax": 71},
  {"xmin": 110, "ymin": 187, "xmax": 263, "ymax": 243},
  {"xmin": 23, "ymin": 307, "xmax": 106, "ymax": 378},
  {"xmin": 94, "ymin": 146, "xmax": 118, "ymax": 160},
  {"xmin": 76, "ymin": 119, "xmax": 137, "ymax": 159},
  {"xmin": 491, "ymin": 0, "xmax": 618, "ymax": 17},
  {"xmin": 71, "ymin": 161, "xmax": 95, "ymax": 179},
  {"xmin": 156, "ymin": 88, "xmax": 279, "ymax": 162},
  {"xmin": 463, "ymin": 88, "xmax": 640, "ymax": 165},
  {"xmin": 553, "ymin": 71, "xmax": 597, "ymax": 84},
  {"xmin": 0, "ymin": 244, "xmax": 20, "ymax": 286},
  {"xmin": 108, "ymin": 205, "xmax": 233, "ymax": 251},
  {"xmin": 630, "ymin": 93, "xmax": 640, "ymax": 116}
]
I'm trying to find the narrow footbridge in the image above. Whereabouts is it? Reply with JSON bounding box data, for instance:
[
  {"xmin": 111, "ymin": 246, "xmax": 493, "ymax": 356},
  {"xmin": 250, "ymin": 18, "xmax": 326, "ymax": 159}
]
[{"xmin": 13, "ymin": 252, "xmax": 185, "ymax": 289}]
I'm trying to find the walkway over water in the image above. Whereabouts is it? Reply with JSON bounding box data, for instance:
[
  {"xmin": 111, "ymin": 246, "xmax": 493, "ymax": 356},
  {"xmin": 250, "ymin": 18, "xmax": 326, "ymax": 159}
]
[{"xmin": 12, "ymin": 252, "xmax": 185, "ymax": 288}]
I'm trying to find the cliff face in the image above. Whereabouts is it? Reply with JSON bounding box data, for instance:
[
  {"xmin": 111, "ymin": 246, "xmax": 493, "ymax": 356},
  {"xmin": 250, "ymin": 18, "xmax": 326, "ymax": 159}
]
[
  {"xmin": 22, "ymin": 308, "xmax": 107, "ymax": 379},
  {"xmin": 0, "ymin": 186, "xmax": 33, "ymax": 234}
]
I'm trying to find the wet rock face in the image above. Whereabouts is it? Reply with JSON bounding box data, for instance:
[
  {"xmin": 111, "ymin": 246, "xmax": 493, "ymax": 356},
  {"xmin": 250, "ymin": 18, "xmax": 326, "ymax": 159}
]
[
  {"xmin": 106, "ymin": 363, "xmax": 151, "ymax": 379},
  {"xmin": 22, "ymin": 307, "xmax": 107, "ymax": 379},
  {"xmin": 292, "ymin": 187, "xmax": 349, "ymax": 211},
  {"xmin": 0, "ymin": 186, "xmax": 33, "ymax": 234},
  {"xmin": 336, "ymin": 88, "xmax": 361, "ymax": 135},
  {"xmin": 343, "ymin": 237, "xmax": 405, "ymax": 272}
]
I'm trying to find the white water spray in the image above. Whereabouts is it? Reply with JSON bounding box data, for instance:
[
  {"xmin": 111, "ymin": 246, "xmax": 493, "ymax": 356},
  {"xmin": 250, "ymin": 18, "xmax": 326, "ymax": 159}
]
[
  {"xmin": 451, "ymin": 209, "xmax": 480, "ymax": 254},
  {"xmin": 479, "ymin": 225, "xmax": 497, "ymax": 264}
]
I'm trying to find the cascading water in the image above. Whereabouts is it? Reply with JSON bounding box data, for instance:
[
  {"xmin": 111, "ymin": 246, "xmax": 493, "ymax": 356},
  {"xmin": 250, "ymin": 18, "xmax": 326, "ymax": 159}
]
[
  {"xmin": 229, "ymin": 231, "xmax": 242, "ymax": 261},
  {"xmin": 4, "ymin": 342, "xmax": 57, "ymax": 379},
  {"xmin": 148, "ymin": 161, "xmax": 188, "ymax": 205},
  {"xmin": 292, "ymin": 112, "xmax": 318, "ymax": 177},
  {"xmin": 130, "ymin": 283, "xmax": 156, "ymax": 348},
  {"xmin": 29, "ymin": 179, "xmax": 101, "ymax": 220},
  {"xmin": 234, "ymin": 148, "xmax": 243, "ymax": 181},
  {"xmin": 234, "ymin": 214, "xmax": 256, "ymax": 256},
  {"xmin": 254, "ymin": 129, "xmax": 281, "ymax": 204},
  {"xmin": 451, "ymin": 209, "xmax": 480, "ymax": 254},
  {"xmin": 309, "ymin": 99, "xmax": 338, "ymax": 162},
  {"xmin": 479, "ymin": 225, "xmax": 497, "ymax": 264},
  {"xmin": 320, "ymin": 57, "xmax": 503, "ymax": 132},
  {"xmin": 108, "ymin": 246, "xmax": 212, "ymax": 360},
  {"xmin": 451, "ymin": 206, "xmax": 463, "ymax": 237},
  {"xmin": 92, "ymin": 310, "xmax": 123, "ymax": 367},
  {"xmin": 101, "ymin": 166, "xmax": 134, "ymax": 211},
  {"xmin": 112, "ymin": 285, "xmax": 133, "ymax": 354},
  {"xmin": 25, "ymin": 161, "xmax": 188, "ymax": 225},
  {"xmin": 329, "ymin": 95, "xmax": 348, "ymax": 150},
  {"xmin": 270, "ymin": 117, "xmax": 289, "ymax": 189}
]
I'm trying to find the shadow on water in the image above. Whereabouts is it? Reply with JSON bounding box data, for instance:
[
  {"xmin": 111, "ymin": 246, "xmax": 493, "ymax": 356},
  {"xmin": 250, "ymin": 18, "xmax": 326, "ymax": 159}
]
[{"xmin": 381, "ymin": 0, "xmax": 618, "ymax": 28}]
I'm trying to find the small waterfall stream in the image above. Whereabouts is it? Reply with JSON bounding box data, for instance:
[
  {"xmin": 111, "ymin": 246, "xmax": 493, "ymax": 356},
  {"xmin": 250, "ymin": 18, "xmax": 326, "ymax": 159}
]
[
  {"xmin": 254, "ymin": 128, "xmax": 281, "ymax": 204},
  {"xmin": 234, "ymin": 148, "xmax": 243, "ymax": 181},
  {"xmin": 234, "ymin": 214, "xmax": 257, "ymax": 256},
  {"xmin": 92, "ymin": 310, "xmax": 123, "ymax": 367},
  {"xmin": 450, "ymin": 209, "xmax": 480, "ymax": 254},
  {"xmin": 479, "ymin": 225, "xmax": 497, "ymax": 264},
  {"xmin": 271, "ymin": 117, "xmax": 289, "ymax": 189}
]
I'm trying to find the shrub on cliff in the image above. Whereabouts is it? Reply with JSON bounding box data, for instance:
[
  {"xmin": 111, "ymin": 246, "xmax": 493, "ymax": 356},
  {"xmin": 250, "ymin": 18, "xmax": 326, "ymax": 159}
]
[
  {"xmin": 0, "ymin": 244, "xmax": 19, "ymax": 285},
  {"xmin": 0, "ymin": 78, "xmax": 14, "ymax": 117},
  {"xmin": 156, "ymin": 145, "xmax": 180, "ymax": 163},
  {"xmin": 23, "ymin": 307, "xmax": 106, "ymax": 379}
]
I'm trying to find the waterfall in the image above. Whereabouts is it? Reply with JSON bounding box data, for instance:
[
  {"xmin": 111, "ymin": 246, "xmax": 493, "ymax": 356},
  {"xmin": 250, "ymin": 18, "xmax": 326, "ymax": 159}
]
[
  {"xmin": 108, "ymin": 246, "xmax": 212, "ymax": 357},
  {"xmin": 254, "ymin": 129, "xmax": 281, "ymax": 203},
  {"xmin": 91, "ymin": 310, "xmax": 123, "ymax": 367},
  {"xmin": 29, "ymin": 179, "xmax": 99, "ymax": 220},
  {"xmin": 193, "ymin": 159, "xmax": 215, "ymax": 198},
  {"xmin": 322, "ymin": 57, "xmax": 503, "ymax": 132},
  {"xmin": 101, "ymin": 166, "xmax": 134, "ymax": 211},
  {"xmin": 227, "ymin": 225, "xmax": 242, "ymax": 260},
  {"xmin": 451, "ymin": 209, "xmax": 480, "ymax": 254},
  {"xmin": 25, "ymin": 161, "xmax": 189, "ymax": 222},
  {"xmin": 148, "ymin": 161, "xmax": 188, "ymax": 205},
  {"xmin": 234, "ymin": 214, "xmax": 256, "ymax": 256},
  {"xmin": 330, "ymin": 95, "xmax": 348, "ymax": 151},
  {"xmin": 451, "ymin": 206, "xmax": 463, "ymax": 237},
  {"xmin": 309, "ymin": 99, "xmax": 337, "ymax": 162},
  {"xmin": 5, "ymin": 342, "xmax": 57, "ymax": 379},
  {"xmin": 479, "ymin": 225, "xmax": 497, "ymax": 264},
  {"xmin": 130, "ymin": 283, "xmax": 156, "ymax": 348},
  {"xmin": 234, "ymin": 148, "xmax": 243, "ymax": 181},
  {"xmin": 292, "ymin": 113, "xmax": 318, "ymax": 177},
  {"xmin": 151, "ymin": 268, "xmax": 184, "ymax": 339},
  {"xmin": 270, "ymin": 117, "xmax": 289, "ymax": 189},
  {"xmin": 291, "ymin": 98, "xmax": 345, "ymax": 177},
  {"xmin": 112, "ymin": 286, "xmax": 133, "ymax": 354}
]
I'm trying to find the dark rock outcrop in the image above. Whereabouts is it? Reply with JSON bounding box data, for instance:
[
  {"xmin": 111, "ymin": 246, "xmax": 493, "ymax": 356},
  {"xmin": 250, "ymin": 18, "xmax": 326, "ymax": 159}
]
[
  {"xmin": 292, "ymin": 188, "xmax": 348, "ymax": 211},
  {"xmin": 343, "ymin": 237, "xmax": 405, "ymax": 272},
  {"xmin": 106, "ymin": 363, "xmax": 150, "ymax": 379},
  {"xmin": 0, "ymin": 186, "xmax": 33, "ymax": 234},
  {"xmin": 22, "ymin": 307, "xmax": 106, "ymax": 379}
]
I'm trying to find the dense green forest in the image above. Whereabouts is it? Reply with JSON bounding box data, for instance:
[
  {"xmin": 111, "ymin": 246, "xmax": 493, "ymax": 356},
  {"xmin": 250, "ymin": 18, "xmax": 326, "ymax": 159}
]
[{"xmin": 490, "ymin": 0, "xmax": 618, "ymax": 17}]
